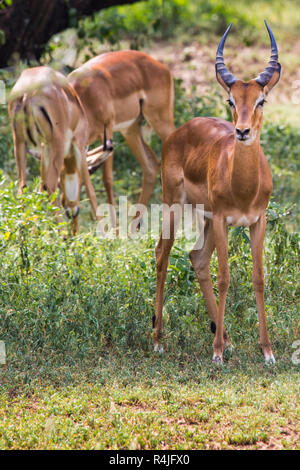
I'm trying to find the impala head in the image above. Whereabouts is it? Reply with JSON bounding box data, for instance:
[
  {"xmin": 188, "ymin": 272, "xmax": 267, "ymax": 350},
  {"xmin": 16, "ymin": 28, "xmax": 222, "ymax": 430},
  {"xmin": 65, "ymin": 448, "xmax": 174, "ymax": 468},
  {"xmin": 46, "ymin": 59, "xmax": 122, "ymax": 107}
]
[
  {"xmin": 59, "ymin": 139, "xmax": 82, "ymax": 226},
  {"xmin": 216, "ymin": 20, "xmax": 281, "ymax": 144}
]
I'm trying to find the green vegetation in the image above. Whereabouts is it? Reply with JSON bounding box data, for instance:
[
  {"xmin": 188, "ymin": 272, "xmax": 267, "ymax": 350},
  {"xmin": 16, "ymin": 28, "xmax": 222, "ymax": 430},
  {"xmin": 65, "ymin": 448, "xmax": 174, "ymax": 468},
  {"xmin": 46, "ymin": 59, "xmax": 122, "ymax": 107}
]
[
  {"xmin": 76, "ymin": 0, "xmax": 300, "ymax": 52},
  {"xmin": 0, "ymin": 364, "xmax": 298, "ymax": 449},
  {"xmin": 0, "ymin": 0, "xmax": 299, "ymax": 450},
  {"xmin": 0, "ymin": 178, "xmax": 298, "ymax": 449}
]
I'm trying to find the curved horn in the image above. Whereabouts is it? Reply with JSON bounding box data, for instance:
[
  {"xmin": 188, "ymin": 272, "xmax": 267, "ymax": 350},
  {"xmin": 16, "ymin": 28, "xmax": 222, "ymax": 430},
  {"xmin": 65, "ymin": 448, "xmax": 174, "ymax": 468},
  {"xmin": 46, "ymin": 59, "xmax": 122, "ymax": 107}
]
[
  {"xmin": 215, "ymin": 23, "xmax": 237, "ymax": 88},
  {"xmin": 255, "ymin": 20, "xmax": 281, "ymax": 87}
]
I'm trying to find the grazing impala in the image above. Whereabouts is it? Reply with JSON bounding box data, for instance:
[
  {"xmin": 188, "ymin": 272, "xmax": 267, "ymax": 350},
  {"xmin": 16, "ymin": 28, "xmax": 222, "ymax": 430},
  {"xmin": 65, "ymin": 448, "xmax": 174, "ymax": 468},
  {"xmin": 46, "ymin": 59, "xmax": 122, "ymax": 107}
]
[
  {"xmin": 153, "ymin": 21, "xmax": 281, "ymax": 364},
  {"xmin": 9, "ymin": 66, "xmax": 100, "ymax": 234},
  {"xmin": 68, "ymin": 50, "xmax": 175, "ymax": 225},
  {"xmin": 10, "ymin": 51, "xmax": 175, "ymax": 231}
]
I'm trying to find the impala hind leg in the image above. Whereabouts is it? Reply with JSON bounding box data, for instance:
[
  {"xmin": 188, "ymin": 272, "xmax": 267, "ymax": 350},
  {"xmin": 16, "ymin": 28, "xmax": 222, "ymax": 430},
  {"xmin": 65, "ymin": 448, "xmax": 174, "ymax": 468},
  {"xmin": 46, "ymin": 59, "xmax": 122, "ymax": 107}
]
[
  {"xmin": 189, "ymin": 219, "xmax": 231, "ymax": 349},
  {"xmin": 80, "ymin": 146, "xmax": 100, "ymax": 219},
  {"xmin": 122, "ymin": 121, "xmax": 160, "ymax": 221},
  {"xmin": 144, "ymin": 111, "xmax": 175, "ymax": 142},
  {"xmin": 250, "ymin": 214, "xmax": 275, "ymax": 363},
  {"xmin": 142, "ymin": 84, "xmax": 175, "ymax": 141}
]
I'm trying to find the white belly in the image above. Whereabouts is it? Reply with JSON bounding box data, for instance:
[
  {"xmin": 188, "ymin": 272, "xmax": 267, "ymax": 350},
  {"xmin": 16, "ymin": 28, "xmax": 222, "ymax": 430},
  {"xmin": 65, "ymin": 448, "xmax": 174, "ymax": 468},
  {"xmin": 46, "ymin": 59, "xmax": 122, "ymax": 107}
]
[
  {"xmin": 202, "ymin": 212, "xmax": 260, "ymax": 226},
  {"xmin": 113, "ymin": 118, "xmax": 137, "ymax": 131},
  {"xmin": 226, "ymin": 214, "xmax": 259, "ymax": 227}
]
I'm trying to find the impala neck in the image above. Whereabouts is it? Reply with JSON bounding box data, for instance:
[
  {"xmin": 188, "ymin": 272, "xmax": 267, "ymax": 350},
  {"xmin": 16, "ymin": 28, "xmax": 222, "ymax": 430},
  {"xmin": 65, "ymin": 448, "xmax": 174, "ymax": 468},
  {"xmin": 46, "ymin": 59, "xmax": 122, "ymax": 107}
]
[{"xmin": 230, "ymin": 132, "xmax": 261, "ymax": 207}]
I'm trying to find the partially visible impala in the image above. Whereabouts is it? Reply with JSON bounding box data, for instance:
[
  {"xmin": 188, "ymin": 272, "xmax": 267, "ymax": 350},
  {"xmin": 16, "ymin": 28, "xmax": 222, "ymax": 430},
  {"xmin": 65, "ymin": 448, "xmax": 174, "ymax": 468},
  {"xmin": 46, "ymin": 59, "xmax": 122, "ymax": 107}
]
[
  {"xmin": 9, "ymin": 66, "xmax": 100, "ymax": 234},
  {"xmin": 9, "ymin": 51, "xmax": 175, "ymax": 231},
  {"xmin": 68, "ymin": 50, "xmax": 175, "ymax": 225},
  {"xmin": 153, "ymin": 21, "xmax": 281, "ymax": 364}
]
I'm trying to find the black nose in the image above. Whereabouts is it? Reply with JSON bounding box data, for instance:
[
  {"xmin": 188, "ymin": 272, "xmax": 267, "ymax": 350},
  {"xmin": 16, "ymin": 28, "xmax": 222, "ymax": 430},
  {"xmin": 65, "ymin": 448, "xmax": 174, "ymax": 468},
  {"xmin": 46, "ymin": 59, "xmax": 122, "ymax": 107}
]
[
  {"xmin": 65, "ymin": 206, "xmax": 80, "ymax": 220},
  {"xmin": 236, "ymin": 128, "xmax": 250, "ymax": 140}
]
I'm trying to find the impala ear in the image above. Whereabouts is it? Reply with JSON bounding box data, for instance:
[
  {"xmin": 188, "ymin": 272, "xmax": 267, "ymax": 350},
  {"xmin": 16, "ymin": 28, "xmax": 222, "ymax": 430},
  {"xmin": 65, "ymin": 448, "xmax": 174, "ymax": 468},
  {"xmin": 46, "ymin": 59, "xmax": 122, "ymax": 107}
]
[{"xmin": 263, "ymin": 65, "xmax": 281, "ymax": 95}]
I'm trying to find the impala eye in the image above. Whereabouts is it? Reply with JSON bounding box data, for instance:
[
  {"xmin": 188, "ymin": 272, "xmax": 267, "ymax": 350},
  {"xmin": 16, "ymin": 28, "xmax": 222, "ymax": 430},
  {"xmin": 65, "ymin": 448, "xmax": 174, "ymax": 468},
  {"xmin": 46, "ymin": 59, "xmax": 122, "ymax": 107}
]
[
  {"xmin": 227, "ymin": 99, "xmax": 235, "ymax": 108},
  {"xmin": 256, "ymin": 98, "xmax": 267, "ymax": 108}
]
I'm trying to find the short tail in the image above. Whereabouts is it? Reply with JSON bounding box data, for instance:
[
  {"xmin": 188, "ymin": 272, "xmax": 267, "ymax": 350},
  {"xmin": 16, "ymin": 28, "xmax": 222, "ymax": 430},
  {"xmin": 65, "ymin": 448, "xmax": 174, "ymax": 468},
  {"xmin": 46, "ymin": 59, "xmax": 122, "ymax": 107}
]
[{"xmin": 86, "ymin": 145, "xmax": 113, "ymax": 174}]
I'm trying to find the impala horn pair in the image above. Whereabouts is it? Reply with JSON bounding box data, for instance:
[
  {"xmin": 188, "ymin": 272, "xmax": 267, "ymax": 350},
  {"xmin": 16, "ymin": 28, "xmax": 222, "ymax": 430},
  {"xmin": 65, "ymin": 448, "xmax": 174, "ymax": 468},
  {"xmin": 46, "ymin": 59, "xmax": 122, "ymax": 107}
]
[{"xmin": 216, "ymin": 20, "xmax": 281, "ymax": 88}]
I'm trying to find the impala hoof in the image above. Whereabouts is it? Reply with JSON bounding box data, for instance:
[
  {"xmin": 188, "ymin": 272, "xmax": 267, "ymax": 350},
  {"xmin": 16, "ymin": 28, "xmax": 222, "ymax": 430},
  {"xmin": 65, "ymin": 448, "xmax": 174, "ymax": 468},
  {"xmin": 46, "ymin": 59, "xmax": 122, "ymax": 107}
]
[
  {"xmin": 212, "ymin": 354, "xmax": 223, "ymax": 365},
  {"xmin": 260, "ymin": 345, "xmax": 276, "ymax": 364},
  {"xmin": 264, "ymin": 352, "xmax": 276, "ymax": 365},
  {"xmin": 154, "ymin": 343, "xmax": 164, "ymax": 354},
  {"xmin": 105, "ymin": 139, "xmax": 113, "ymax": 151},
  {"xmin": 65, "ymin": 206, "xmax": 79, "ymax": 220}
]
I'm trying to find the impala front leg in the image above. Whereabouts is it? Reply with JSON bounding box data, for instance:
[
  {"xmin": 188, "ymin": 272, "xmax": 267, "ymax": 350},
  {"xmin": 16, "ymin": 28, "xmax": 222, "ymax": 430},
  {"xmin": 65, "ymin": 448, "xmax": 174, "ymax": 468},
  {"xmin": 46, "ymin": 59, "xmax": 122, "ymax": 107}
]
[
  {"xmin": 189, "ymin": 219, "xmax": 232, "ymax": 349},
  {"xmin": 102, "ymin": 155, "xmax": 117, "ymax": 228},
  {"xmin": 10, "ymin": 105, "xmax": 27, "ymax": 195},
  {"xmin": 250, "ymin": 214, "xmax": 275, "ymax": 363},
  {"xmin": 154, "ymin": 182, "xmax": 183, "ymax": 352},
  {"xmin": 212, "ymin": 215, "xmax": 230, "ymax": 363}
]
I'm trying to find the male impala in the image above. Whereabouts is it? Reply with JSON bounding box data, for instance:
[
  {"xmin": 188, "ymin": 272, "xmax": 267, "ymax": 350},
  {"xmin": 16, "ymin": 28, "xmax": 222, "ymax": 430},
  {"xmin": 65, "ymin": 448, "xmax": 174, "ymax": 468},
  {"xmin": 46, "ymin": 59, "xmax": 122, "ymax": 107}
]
[
  {"xmin": 9, "ymin": 66, "xmax": 100, "ymax": 234},
  {"xmin": 153, "ymin": 21, "xmax": 281, "ymax": 364},
  {"xmin": 68, "ymin": 50, "xmax": 175, "ymax": 225}
]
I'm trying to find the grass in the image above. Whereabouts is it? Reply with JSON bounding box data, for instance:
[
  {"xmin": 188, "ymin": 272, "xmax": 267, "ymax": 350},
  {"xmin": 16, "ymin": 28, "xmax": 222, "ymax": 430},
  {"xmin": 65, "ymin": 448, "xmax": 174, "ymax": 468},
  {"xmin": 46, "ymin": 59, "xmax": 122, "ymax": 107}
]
[
  {"xmin": 1, "ymin": 356, "xmax": 299, "ymax": 450},
  {"xmin": 0, "ymin": 183, "xmax": 299, "ymax": 449},
  {"xmin": 0, "ymin": 0, "xmax": 300, "ymax": 450}
]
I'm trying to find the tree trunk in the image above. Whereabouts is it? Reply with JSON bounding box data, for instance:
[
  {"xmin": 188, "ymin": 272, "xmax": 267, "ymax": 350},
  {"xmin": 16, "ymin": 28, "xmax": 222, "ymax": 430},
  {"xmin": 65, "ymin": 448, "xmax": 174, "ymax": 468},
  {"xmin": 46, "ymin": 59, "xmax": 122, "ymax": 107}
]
[{"xmin": 0, "ymin": 0, "xmax": 144, "ymax": 68}]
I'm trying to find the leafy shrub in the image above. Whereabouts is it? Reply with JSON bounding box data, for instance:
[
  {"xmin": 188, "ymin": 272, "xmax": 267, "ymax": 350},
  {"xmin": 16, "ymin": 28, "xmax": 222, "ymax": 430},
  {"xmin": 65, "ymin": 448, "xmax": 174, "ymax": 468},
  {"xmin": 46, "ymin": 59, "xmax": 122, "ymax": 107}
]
[{"xmin": 75, "ymin": 0, "xmax": 258, "ymax": 57}]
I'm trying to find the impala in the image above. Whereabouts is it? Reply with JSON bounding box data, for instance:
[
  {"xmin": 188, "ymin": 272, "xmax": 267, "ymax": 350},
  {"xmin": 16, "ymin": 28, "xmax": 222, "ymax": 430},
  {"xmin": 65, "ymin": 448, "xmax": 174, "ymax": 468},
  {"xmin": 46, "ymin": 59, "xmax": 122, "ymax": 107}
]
[
  {"xmin": 10, "ymin": 51, "xmax": 175, "ymax": 232},
  {"xmin": 68, "ymin": 50, "xmax": 175, "ymax": 225},
  {"xmin": 9, "ymin": 66, "xmax": 101, "ymax": 234},
  {"xmin": 153, "ymin": 21, "xmax": 281, "ymax": 364}
]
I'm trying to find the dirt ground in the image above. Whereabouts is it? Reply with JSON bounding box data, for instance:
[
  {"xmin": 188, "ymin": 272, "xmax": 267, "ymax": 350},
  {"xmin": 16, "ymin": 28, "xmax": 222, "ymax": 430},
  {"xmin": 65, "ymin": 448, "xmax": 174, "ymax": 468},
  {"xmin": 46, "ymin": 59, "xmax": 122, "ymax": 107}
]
[
  {"xmin": 56, "ymin": 28, "xmax": 300, "ymax": 123},
  {"xmin": 147, "ymin": 38, "xmax": 300, "ymax": 100}
]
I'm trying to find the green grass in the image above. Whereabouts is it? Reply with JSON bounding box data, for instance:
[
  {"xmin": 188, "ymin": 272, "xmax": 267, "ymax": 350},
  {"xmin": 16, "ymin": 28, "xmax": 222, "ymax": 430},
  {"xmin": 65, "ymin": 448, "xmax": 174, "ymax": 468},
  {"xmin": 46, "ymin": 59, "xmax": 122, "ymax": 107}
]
[
  {"xmin": 0, "ymin": 179, "xmax": 299, "ymax": 449},
  {"xmin": 1, "ymin": 356, "xmax": 299, "ymax": 449}
]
